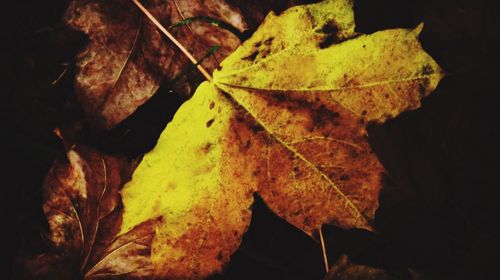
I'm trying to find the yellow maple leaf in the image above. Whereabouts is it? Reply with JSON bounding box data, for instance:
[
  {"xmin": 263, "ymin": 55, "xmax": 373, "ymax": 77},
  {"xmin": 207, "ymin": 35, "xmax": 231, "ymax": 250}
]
[{"xmin": 120, "ymin": 0, "xmax": 444, "ymax": 278}]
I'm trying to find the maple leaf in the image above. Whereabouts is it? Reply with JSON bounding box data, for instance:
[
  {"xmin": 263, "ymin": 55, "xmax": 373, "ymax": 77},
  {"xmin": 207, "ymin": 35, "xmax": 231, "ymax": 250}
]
[
  {"xmin": 65, "ymin": 0, "xmax": 307, "ymax": 129},
  {"xmin": 119, "ymin": 0, "xmax": 444, "ymax": 278},
  {"xmin": 38, "ymin": 146, "xmax": 158, "ymax": 279}
]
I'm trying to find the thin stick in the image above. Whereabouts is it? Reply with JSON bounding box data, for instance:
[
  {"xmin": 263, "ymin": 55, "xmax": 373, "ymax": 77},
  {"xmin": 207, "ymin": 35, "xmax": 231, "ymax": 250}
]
[
  {"xmin": 130, "ymin": 0, "xmax": 212, "ymax": 81},
  {"xmin": 319, "ymin": 227, "xmax": 330, "ymax": 273}
]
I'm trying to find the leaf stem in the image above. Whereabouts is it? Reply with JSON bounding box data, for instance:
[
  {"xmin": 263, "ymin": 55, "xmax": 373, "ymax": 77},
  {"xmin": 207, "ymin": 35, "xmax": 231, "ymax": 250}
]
[
  {"xmin": 130, "ymin": 0, "xmax": 212, "ymax": 81},
  {"xmin": 319, "ymin": 227, "xmax": 330, "ymax": 273}
]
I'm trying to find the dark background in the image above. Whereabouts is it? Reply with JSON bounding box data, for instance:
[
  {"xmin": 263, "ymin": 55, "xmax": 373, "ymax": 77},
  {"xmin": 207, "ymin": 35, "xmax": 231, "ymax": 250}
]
[{"xmin": 2, "ymin": 0, "xmax": 500, "ymax": 279}]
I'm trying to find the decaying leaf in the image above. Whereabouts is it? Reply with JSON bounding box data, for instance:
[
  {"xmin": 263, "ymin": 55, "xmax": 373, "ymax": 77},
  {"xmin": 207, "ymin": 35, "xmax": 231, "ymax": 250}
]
[
  {"xmin": 324, "ymin": 255, "xmax": 396, "ymax": 280},
  {"xmin": 65, "ymin": 0, "xmax": 307, "ymax": 129},
  {"xmin": 120, "ymin": 0, "xmax": 444, "ymax": 278},
  {"xmin": 39, "ymin": 146, "xmax": 155, "ymax": 279}
]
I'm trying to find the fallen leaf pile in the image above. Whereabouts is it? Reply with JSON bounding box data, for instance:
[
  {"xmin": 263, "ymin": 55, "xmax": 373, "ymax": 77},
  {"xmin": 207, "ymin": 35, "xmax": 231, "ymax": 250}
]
[{"xmin": 20, "ymin": 0, "xmax": 444, "ymax": 279}]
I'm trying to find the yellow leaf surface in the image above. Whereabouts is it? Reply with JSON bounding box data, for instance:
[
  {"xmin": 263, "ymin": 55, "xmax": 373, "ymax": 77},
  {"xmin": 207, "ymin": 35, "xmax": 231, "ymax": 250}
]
[
  {"xmin": 121, "ymin": 82, "xmax": 261, "ymax": 278},
  {"xmin": 120, "ymin": 0, "xmax": 444, "ymax": 278}
]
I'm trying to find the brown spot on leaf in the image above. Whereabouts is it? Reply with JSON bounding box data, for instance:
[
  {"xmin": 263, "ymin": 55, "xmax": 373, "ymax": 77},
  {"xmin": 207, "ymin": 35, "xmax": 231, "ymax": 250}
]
[
  {"xmin": 249, "ymin": 121, "xmax": 263, "ymax": 133},
  {"xmin": 252, "ymin": 169, "xmax": 260, "ymax": 177},
  {"xmin": 311, "ymin": 105, "xmax": 340, "ymax": 128},
  {"xmin": 261, "ymin": 49, "xmax": 270, "ymax": 59},
  {"xmin": 216, "ymin": 252, "xmax": 224, "ymax": 261},
  {"xmin": 245, "ymin": 140, "xmax": 251, "ymax": 149},
  {"xmin": 318, "ymin": 20, "xmax": 341, "ymax": 49},
  {"xmin": 349, "ymin": 150, "xmax": 359, "ymax": 158},
  {"xmin": 206, "ymin": 118, "xmax": 215, "ymax": 127},
  {"xmin": 242, "ymin": 50, "xmax": 259, "ymax": 61},
  {"xmin": 264, "ymin": 37, "xmax": 274, "ymax": 45},
  {"xmin": 422, "ymin": 64, "xmax": 434, "ymax": 75},
  {"xmin": 200, "ymin": 143, "xmax": 213, "ymax": 154},
  {"xmin": 320, "ymin": 20, "xmax": 340, "ymax": 34},
  {"xmin": 319, "ymin": 34, "xmax": 339, "ymax": 49},
  {"xmin": 340, "ymin": 174, "xmax": 350, "ymax": 181}
]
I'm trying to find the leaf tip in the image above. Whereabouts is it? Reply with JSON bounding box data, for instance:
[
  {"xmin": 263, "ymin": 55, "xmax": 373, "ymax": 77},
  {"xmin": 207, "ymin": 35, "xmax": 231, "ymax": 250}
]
[{"xmin": 413, "ymin": 22, "xmax": 425, "ymax": 36}]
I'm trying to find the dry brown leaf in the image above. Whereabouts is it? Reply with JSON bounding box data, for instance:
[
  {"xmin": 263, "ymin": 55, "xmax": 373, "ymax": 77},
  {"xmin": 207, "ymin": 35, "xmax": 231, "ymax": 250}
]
[
  {"xmin": 65, "ymin": 0, "xmax": 309, "ymax": 129},
  {"xmin": 38, "ymin": 146, "xmax": 155, "ymax": 279},
  {"xmin": 324, "ymin": 255, "xmax": 396, "ymax": 280}
]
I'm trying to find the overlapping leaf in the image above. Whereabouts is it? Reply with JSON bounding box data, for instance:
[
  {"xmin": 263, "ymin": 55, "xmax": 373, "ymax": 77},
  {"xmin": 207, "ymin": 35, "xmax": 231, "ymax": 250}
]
[
  {"xmin": 324, "ymin": 255, "xmax": 396, "ymax": 280},
  {"xmin": 39, "ymin": 146, "xmax": 157, "ymax": 279},
  {"xmin": 119, "ymin": 0, "xmax": 444, "ymax": 278},
  {"xmin": 65, "ymin": 0, "xmax": 309, "ymax": 129}
]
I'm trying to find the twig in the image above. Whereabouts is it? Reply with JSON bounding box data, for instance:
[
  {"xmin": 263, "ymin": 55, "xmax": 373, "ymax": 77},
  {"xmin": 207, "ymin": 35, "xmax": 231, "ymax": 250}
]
[
  {"xmin": 319, "ymin": 227, "xmax": 330, "ymax": 273},
  {"xmin": 130, "ymin": 0, "xmax": 212, "ymax": 81},
  {"xmin": 170, "ymin": 45, "xmax": 220, "ymax": 85},
  {"xmin": 51, "ymin": 63, "xmax": 70, "ymax": 86}
]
